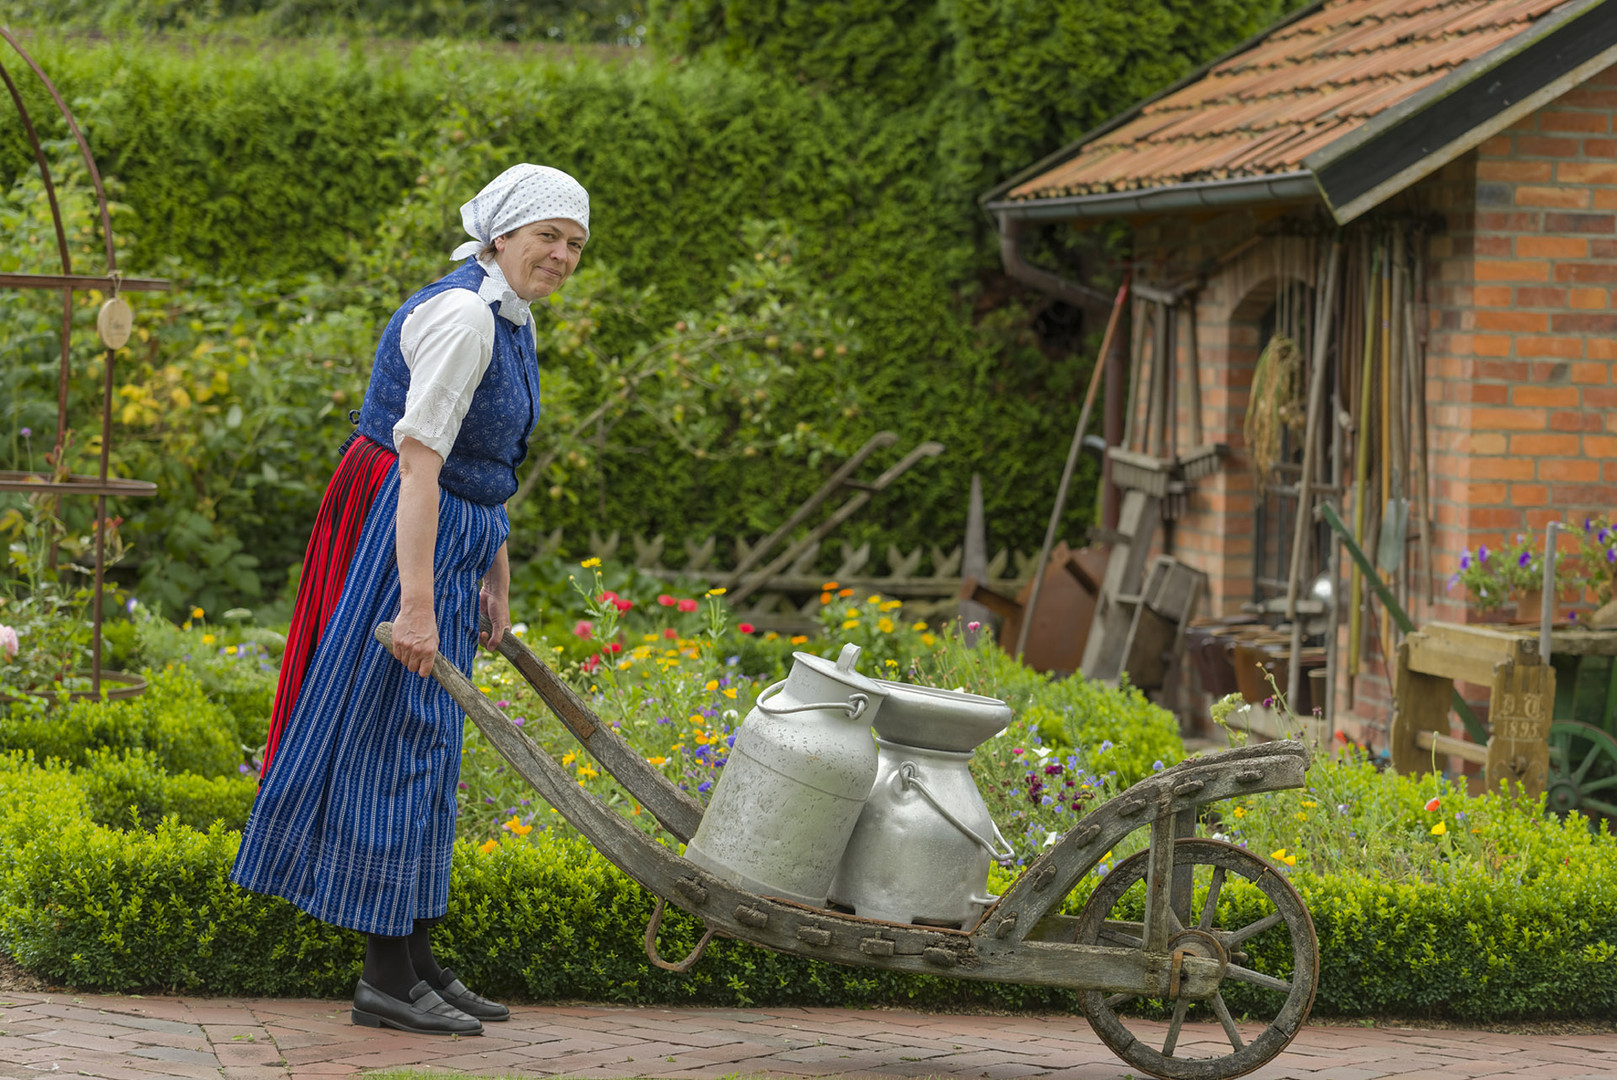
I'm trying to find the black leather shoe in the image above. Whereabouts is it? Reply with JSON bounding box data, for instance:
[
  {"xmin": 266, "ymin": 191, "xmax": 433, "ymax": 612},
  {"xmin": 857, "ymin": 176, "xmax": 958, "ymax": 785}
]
[
  {"xmin": 352, "ymin": 978, "xmax": 483, "ymax": 1035},
  {"xmin": 435, "ymin": 967, "xmax": 510, "ymax": 1021}
]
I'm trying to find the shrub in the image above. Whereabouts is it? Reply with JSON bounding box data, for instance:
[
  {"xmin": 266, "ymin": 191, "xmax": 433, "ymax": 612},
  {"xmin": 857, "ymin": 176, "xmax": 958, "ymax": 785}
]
[
  {"xmin": 80, "ymin": 748, "xmax": 257, "ymax": 832},
  {"xmin": 0, "ymin": 665, "xmax": 242, "ymax": 777}
]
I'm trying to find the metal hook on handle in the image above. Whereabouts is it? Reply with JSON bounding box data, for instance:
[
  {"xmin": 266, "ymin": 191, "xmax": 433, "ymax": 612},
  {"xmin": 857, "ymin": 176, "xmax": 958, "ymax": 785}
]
[
  {"xmin": 894, "ymin": 762, "xmax": 1016, "ymax": 863},
  {"xmin": 754, "ymin": 681, "xmax": 869, "ymax": 721},
  {"xmin": 644, "ymin": 898, "xmax": 717, "ymax": 973}
]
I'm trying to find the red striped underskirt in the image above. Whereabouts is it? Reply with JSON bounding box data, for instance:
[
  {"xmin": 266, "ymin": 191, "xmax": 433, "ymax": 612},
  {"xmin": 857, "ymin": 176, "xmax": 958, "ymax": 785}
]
[{"xmin": 261, "ymin": 436, "xmax": 397, "ymax": 778}]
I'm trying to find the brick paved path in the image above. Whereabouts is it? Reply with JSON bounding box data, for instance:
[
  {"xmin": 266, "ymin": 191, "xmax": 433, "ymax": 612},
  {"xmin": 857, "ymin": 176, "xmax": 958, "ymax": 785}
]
[{"xmin": 0, "ymin": 993, "xmax": 1613, "ymax": 1080}]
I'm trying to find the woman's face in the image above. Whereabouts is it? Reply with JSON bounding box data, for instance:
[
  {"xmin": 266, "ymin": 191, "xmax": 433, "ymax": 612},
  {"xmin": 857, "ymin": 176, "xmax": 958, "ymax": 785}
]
[{"xmin": 494, "ymin": 218, "xmax": 587, "ymax": 301}]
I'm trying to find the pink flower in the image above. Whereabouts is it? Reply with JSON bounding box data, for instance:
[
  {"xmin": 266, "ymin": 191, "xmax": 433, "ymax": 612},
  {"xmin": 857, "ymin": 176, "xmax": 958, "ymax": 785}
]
[
  {"xmin": 1425, "ymin": 796, "xmax": 1441, "ymax": 812},
  {"xmin": 581, "ymin": 654, "xmax": 601, "ymax": 673},
  {"xmin": 967, "ymin": 620, "xmax": 981, "ymax": 632},
  {"xmin": 738, "ymin": 622, "xmax": 756, "ymax": 634},
  {"xmin": 677, "ymin": 598, "xmax": 699, "ymax": 613},
  {"xmin": 657, "ymin": 594, "xmax": 676, "ymax": 607},
  {"xmin": 573, "ymin": 620, "xmax": 594, "ymax": 639},
  {"xmin": 0, "ymin": 624, "xmax": 16, "ymax": 660}
]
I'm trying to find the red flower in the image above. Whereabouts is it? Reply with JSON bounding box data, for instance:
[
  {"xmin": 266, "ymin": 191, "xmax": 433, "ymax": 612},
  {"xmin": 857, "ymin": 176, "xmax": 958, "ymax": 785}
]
[
  {"xmin": 573, "ymin": 620, "xmax": 594, "ymax": 639},
  {"xmin": 738, "ymin": 622, "xmax": 756, "ymax": 634},
  {"xmin": 1424, "ymin": 796, "xmax": 1441, "ymax": 812},
  {"xmin": 663, "ymin": 628, "xmax": 678, "ymax": 639},
  {"xmin": 598, "ymin": 590, "xmax": 619, "ymax": 604},
  {"xmin": 581, "ymin": 654, "xmax": 601, "ymax": 673},
  {"xmin": 605, "ymin": 641, "xmax": 623, "ymax": 654},
  {"xmin": 677, "ymin": 598, "xmax": 699, "ymax": 613},
  {"xmin": 657, "ymin": 594, "xmax": 676, "ymax": 607},
  {"xmin": 613, "ymin": 597, "xmax": 634, "ymax": 613}
]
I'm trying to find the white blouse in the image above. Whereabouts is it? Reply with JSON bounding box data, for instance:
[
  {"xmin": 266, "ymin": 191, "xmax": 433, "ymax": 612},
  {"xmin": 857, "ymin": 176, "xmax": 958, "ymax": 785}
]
[{"xmin": 392, "ymin": 256, "xmax": 537, "ymax": 461}]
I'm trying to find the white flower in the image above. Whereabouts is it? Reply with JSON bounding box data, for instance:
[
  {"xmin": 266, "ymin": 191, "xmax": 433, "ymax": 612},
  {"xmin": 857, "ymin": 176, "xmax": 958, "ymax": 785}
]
[
  {"xmin": 1042, "ymin": 829, "xmax": 1060, "ymax": 849},
  {"xmin": 0, "ymin": 623, "xmax": 17, "ymax": 660}
]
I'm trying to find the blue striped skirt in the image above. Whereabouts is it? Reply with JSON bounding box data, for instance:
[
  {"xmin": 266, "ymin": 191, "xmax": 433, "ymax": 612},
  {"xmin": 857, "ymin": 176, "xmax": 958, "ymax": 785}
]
[{"xmin": 231, "ymin": 462, "xmax": 508, "ymax": 937}]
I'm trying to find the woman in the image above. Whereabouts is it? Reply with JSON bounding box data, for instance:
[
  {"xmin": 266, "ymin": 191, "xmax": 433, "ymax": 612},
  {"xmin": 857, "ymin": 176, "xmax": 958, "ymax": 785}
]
[{"xmin": 232, "ymin": 164, "xmax": 590, "ymax": 1036}]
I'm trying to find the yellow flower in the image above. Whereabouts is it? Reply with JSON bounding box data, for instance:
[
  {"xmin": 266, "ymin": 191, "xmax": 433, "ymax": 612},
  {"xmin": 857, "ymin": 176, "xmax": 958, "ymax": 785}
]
[
  {"xmin": 202, "ymin": 634, "xmax": 216, "ymax": 645},
  {"xmin": 1301, "ymin": 800, "xmax": 1317, "ymax": 808},
  {"xmin": 705, "ymin": 679, "xmax": 719, "ymax": 691},
  {"xmin": 1294, "ymin": 811, "xmax": 1308, "ymax": 821},
  {"xmin": 647, "ymin": 756, "xmax": 667, "ymax": 766},
  {"xmin": 884, "ymin": 659, "xmax": 898, "ymax": 668},
  {"xmin": 1270, "ymin": 848, "xmax": 1288, "ymax": 861},
  {"xmin": 790, "ymin": 635, "xmax": 808, "ymax": 645},
  {"xmin": 880, "ymin": 600, "xmax": 902, "ymax": 612},
  {"xmin": 723, "ymin": 687, "xmax": 738, "ymax": 699},
  {"xmin": 1233, "ymin": 807, "xmax": 1246, "ymax": 818},
  {"xmin": 642, "ymin": 633, "xmax": 658, "ymax": 642},
  {"xmin": 707, "ymin": 586, "xmax": 727, "ymax": 596},
  {"xmin": 577, "ymin": 765, "xmax": 598, "ymax": 779},
  {"xmin": 877, "ymin": 618, "xmax": 895, "ymax": 633},
  {"xmin": 478, "ymin": 838, "xmax": 499, "ymax": 854},
  {"xmin": 689, "ymin": 715, "xmax": 706, "ymax": 726},
  {"xmin": 1431, "ymin": 821, "xmax": 1447, "ymax": 836},
  {"xmin": 580, "ymin": 557, "xmax": 601, "ymax": 568},
  {"xmin": 921, "ymin": 633, "xmax": 936, "ymax": 647},
  {"xmin": 867, "ymin": 594, "xmax": 882, "ymax": 604},
  {"xmin": 911, "ymin": 621, "xmax": 928, "ymax": 631},
  {"xmin": 191, "ymin": 607, "xmax": 205, "ymax": 619},
  {"xmin": 764, "ymin": 631, "xmax": 779, "ymax": 641},
  {"xmin": 225, "ymin": 645, "xmax": 237, "ymax": 656},
  {"xmin": 842, "ymin": 619, "xmax": 860, "ymax": 630},
  {"xmin": 616, "ymin": 659, "xmax": 631, "ymax": 670},
  {"xmin": 561, "ymin": 752, "xmax": 576, "ymax": 766},
  {"xmin": 502, "ymin": 815, "xmax": 533, "ymax": 837},
  {"xmin": 1284, "ymin": 854, "xmax": 1297, "ymax": 866},
  {"xmin": 694, "ymin": 732, "xmax": 710, "ymax": 745}
]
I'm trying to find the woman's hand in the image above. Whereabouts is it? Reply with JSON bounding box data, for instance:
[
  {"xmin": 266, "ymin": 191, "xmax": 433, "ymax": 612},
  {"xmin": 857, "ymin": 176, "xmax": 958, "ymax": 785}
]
[
  {"xmin": 392, "ymin": 600, "xmax": 440, "ymax": 676},
  {"xmin": 480, "ymin": 543, "xmax": 512, "ymax": 651}
]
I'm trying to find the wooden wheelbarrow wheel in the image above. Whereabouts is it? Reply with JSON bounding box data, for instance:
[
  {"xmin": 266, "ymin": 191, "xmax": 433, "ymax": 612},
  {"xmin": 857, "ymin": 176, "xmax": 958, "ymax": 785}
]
[{"xmin": 1073, "ymin": 839, "xmax": 1318, "ymax": 1080}]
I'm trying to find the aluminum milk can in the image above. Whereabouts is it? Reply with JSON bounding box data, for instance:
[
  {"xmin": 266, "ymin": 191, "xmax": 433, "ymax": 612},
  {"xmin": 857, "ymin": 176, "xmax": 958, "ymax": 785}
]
[
  {"xmin": 683, "ymin": 643, "xmax": 886, "ymax": 907},
  {"xmin": 828, "ymin": 682, "xmax": 1013, "ymax": 928}
]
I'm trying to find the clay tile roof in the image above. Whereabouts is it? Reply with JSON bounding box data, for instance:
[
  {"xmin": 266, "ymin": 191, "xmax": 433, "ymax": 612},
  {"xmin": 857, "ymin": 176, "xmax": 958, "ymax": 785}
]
[{"xmin": 1007, "ymin": 0, "xmax": 1577, "ymax": 201}]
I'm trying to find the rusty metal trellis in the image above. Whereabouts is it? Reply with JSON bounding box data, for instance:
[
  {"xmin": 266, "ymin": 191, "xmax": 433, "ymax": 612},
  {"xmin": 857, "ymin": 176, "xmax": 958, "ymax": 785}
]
[{"xmin": 0, "ymin": 27, "xmax": 171, "ymax": 694}]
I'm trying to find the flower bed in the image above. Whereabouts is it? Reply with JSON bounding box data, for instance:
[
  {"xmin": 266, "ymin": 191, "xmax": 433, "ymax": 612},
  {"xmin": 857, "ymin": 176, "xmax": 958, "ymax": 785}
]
[{"xmin": 0, "ymin": 562, "xmax": 1612, "ymax": 1019}]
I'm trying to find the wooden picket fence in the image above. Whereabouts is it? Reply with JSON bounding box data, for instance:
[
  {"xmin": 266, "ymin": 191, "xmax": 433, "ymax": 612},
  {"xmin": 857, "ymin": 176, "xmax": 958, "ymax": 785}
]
[{"xmin": 524, "ymin": 529, "xmax": 1037, "ymax": 634}]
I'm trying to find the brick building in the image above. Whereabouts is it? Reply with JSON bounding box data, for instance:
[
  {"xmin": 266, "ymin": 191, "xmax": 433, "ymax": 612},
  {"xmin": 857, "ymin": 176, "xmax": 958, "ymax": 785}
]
[{"xmin": 984, "ymin": 0, "xmax": 1617, "ymax": 741}]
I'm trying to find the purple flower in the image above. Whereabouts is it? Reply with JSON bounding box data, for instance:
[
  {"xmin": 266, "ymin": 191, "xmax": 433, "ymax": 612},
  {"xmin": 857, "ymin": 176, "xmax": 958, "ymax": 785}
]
[
  {"xmin": 1099, "ymin": 740, "xmax": 1114, "ymax": 753},
  {"xmin": 1263, "ymin": 696, "xmax": 1275, "ymax": 708},
  {"xmin": 1608, "ymin": 547, "xmax": 1616, "ymax": 564},
  {"xmin": 19, "ymin": 427, "xmax": 29, "ymax": 438},
  {"xmin": 237, "ymin": 763, "xmax": 250, "ymax": 774},
  {"xmin": 1152, "ymin": 760, "xmax": 1164, "ymax": 772},
  {"xmin": 1518, "ymin": 551, "xmax": 1532, "ymax": 568},
  {"xmin": 1570, "ymin": 610, "xmax": 1579, "ymax": 622},
  {"xmin": 1460, "ymin": 551, "xmax": 1472, "ymax": 570},
  {"xmin": 1447, "ymin": 573, "xmax": 1460, "ymax": 591},
  {"xmin": 457, "ymin": 781, "xmax": 468, "ymax": 790},
  {"xmin": 494, "ymin": 699, "xmax": 511, "ymax": 709},
  {"xmin": 511, "ymin": 717, "xmax": 524, "ymax": 726},
  {"xmin": 1600, "ymin": 528, "xmax": 1612, "ymax": 544},
  {"xmin": 1479, "ymin": 545, "xmax": 1489, "ymax": 563},
  {"xmin": 697, "ymin": 780, "xmax": 712, "ymax": 794}
]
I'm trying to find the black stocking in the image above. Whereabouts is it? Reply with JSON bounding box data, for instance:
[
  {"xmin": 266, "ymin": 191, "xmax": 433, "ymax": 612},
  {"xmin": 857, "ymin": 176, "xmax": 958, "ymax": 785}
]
[
  {"xmin": 362, "ymin": 934, "xmax": 416, "ymax": 1000},
  {"xmin": 408, "ymin": 917, "xmax": 447, "ymax": 988}
]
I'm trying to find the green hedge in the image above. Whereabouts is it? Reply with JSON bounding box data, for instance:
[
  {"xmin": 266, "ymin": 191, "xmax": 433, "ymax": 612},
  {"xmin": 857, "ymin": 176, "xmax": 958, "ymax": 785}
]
[
  {"xmin": 0, "ymin": 666, "xmax": 244, "ymax": 777},
  {"xmin": 0, "ymin": 12, "xmax": 1296, "ymax": 610},
  {"xmin": 1, "ymin": 748, "xmax": 1614, "ymax": 1018},
  {"xmin": 80, "ymin": 747, "xmax": 257, "ymax": 832}
]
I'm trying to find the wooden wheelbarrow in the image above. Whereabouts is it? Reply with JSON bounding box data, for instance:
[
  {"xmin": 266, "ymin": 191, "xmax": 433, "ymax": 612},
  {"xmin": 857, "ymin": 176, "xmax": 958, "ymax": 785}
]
[{"xmin": 375, "ymin": 621, "xmax": 1319, "ymax": 1080}]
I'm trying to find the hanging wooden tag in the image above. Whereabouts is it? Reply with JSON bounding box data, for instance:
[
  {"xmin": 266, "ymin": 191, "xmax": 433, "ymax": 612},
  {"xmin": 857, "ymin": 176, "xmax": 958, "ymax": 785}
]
[{"xmin": 97, "ymin": 296, "xmax": 133, "ymax": 350}]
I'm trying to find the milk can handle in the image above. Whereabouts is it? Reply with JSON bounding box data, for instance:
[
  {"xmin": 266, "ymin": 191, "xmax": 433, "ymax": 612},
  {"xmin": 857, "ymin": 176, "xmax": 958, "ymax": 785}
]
[
  {"xmin": 896, "ymin": 761, "xmax": 1016, "ymax": 863},
  {"xmin": 754, "ymin": 680, "xmax": 870, "ymax": 721}
]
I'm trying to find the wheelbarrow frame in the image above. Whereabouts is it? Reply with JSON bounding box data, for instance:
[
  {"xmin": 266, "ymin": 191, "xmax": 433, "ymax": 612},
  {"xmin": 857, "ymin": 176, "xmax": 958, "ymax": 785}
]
[{"xmin": 374, "ymin": 622, "xmax": 1318, "ymax": 1080}]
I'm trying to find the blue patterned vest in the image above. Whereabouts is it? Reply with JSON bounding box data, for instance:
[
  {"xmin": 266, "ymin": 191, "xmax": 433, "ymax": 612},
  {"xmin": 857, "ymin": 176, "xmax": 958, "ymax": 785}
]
[{"xmin": 356, "ymin": 259, "xmax": 540, "ymax": 506}]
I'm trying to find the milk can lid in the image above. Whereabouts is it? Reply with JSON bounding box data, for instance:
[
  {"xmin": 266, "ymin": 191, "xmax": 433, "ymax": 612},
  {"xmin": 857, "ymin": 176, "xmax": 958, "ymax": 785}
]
[{"xmin": 788, "ymin": 643, "xmax": 889, "ymax": 700}]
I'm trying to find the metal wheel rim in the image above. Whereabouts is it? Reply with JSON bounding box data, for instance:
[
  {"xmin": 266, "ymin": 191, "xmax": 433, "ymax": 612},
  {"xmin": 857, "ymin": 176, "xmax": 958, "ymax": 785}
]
[
  {"xmin": 1074, "ymin": 838, "xmax": 1318, "ymax": 1080},
  {"xmin": 1546, "ymin": 721, "xmax": 1617, "ymax": 821}
]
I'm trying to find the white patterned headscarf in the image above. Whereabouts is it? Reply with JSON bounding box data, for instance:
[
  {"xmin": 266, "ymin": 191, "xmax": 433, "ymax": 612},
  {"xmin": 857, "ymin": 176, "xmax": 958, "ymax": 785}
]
[{"xmin": 450, "ymin": 163, "xmax": 590, "ymax": 260}]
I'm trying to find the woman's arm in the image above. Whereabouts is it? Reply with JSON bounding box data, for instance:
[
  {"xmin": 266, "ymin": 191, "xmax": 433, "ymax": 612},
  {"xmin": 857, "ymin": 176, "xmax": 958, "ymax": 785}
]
[
  {"xmin": 392, "ymin": 435, "xmax": 443, "ymax": 676},
  {"xmin": 481, "ymin": 542, "xmax": 511, "ymax": 651}
]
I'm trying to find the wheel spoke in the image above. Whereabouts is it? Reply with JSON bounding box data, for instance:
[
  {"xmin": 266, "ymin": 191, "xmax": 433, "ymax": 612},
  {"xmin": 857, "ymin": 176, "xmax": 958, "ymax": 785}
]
[
  {"xmin": 1209, "ymin": 991, "xmax": 1246, "ymax": 1051},
  {"xmin": 1227, "ymin": 963, "xmax": 1291, "ymax": 994},
  {"xmin": 1579, "ymin": 773, "xmax": 1617, "ymax": 794},
  {"xmin": 1199, "ymin": 866, "xmax": 1227, "ymax": 930},
  {"xmin": 1224, "ymin": 909, "xmax": 1284, "ymax": 946},
  {"xmin": 1583, "ymin": 797, "xmax": 1617, "ymax": 818},
  {"xmin": 1572, "ymin": 745, "xmax": 1602, "ymax": 785},
  {"xmin": 1104, "ymin": 992, "xmax": 1136, "ymax": 1009},
  {"xmin": 1162, "ymin": 998, "xmax": 1188, "ymax": 1056}
]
